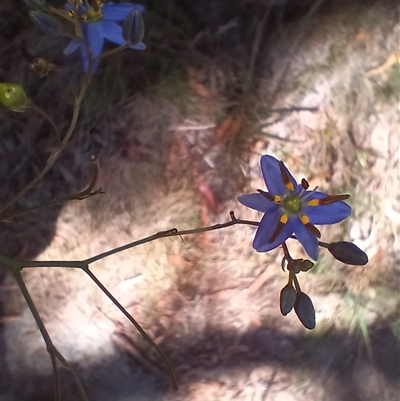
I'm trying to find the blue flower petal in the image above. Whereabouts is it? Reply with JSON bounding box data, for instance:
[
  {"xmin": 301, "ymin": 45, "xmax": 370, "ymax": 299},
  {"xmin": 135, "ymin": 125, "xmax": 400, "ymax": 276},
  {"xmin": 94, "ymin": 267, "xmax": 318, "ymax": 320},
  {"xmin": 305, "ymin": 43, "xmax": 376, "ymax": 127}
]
[
  {"xmin": 130, "ymin": 42, "xmax": 146, "ymax": 50},
  {"xmin": 253, "ymin": 210, "xmax": 294, "ymax": 252},
  {"xmin": 82, "ymin": 22, "xmax": 104, "ymax": 72},
  {"xmin": 101, "ymin": 20, "xmax": 126, "ymax": 46},
  {"xmin": 102, "ymin": 21, "xmax": 146, "ymax": 50},
  {"xmin": 292, "ymin": 219, "xmax": 319, "ymax": 260},
  {"xmin": 304, "ymin": 191, "xmax": 352, "ymax": 225},
  {"xmin": 237, "ymin": 193, "xmax": 274, "ymax": 213},
  {"xmin": 86, "ymin": 22, "xmax": 105, "ymax": 57},
  {"xmin": 102, "ymin": 4, "xmax": 145, "ymax": 22},
  {"xmin": 64, "ymin": 39, "xmax": 81, "ymax": 55},
  {"xmin": 260, "ymin": 155, "xmax": 299, "ymax": 195}
]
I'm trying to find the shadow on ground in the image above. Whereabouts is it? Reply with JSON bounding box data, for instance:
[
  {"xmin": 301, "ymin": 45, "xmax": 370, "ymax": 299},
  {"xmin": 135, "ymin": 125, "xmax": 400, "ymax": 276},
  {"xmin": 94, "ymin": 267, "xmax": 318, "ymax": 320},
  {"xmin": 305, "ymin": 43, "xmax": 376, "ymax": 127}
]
[{"xmin": 2, "ymin": 317, "xmax": 399, "ymax": 401}]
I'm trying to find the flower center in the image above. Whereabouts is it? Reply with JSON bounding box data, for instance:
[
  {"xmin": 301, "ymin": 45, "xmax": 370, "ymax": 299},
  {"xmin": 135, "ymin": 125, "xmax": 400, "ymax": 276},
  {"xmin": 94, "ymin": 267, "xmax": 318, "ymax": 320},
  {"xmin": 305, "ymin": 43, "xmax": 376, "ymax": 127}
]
[
  {"xmin": 86, "ymin": 7, "xmax": 102, "ymax": 22},
  {"xmin": 282, "ymin": 196, "xmax": 302, "ymax": 214}
]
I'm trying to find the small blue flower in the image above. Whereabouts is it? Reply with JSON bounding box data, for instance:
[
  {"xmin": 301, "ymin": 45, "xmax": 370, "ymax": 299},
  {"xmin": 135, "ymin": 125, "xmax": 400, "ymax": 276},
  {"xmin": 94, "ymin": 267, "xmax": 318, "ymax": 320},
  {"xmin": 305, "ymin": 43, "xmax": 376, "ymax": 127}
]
[
  {"xmin": 64, "ymin": 2, "xmax": 146, "ymax": 73},
  {"xmin": 238, "ymin": 155, "xmax": 352, "ymax": 260}
]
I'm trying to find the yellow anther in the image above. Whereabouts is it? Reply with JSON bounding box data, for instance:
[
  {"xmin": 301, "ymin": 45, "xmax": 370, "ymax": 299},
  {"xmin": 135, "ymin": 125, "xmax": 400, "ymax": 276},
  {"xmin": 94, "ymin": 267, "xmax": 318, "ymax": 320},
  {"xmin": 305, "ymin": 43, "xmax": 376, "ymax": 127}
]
[
  {"xmin": 268, "ymin": 214, "xmax": 289, "ymax": 243},
  {"xmin": 300, "ymin": 215, "xmax": 310, "ymax": 225},
  {"xmin": 279, "ymin": 160, "xmax": 295, "ymax": 192},
  {"xmin": 286, "ymin": 182, "xmax": 294, "ymax": 191},
  {"xmin": 274, "ymin": 195, "xmax": 282, "ymax": 203},
  {"xmin": 307, "ymin": 199, "xmax": 320, "ymax": 206}
]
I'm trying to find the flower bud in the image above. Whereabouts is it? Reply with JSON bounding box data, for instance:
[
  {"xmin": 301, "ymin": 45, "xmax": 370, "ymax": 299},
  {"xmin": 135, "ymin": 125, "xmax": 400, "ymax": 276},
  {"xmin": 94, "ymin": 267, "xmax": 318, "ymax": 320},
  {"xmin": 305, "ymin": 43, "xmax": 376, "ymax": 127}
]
[
  {"xmin": 294, "ymin": 292, "xmax": 315, "ymax": 330},
  {"xmin": 280, "ymin": 284, "xmax": 297, "ymax": 316},
  {"xmin": 288, "ymin": 259, "xmax": 314, "ymax": 273},
  {"xmin": 29, "ymin": 10, "xmax": 61, "ymax": 36},
  {"xmin": 30, "ymin": 57, "xmax": 61, "ymax": 77},
  {"xmin": 122, "ymin": 8, "xmax": 145, "ymax": 46},
  {"xmin": 0, "ymin": 83, "xmax": 30, "ymax": 112},
  {"xmin": 328, "ymin": 241, "xmax": 368, "ymax": 265}
]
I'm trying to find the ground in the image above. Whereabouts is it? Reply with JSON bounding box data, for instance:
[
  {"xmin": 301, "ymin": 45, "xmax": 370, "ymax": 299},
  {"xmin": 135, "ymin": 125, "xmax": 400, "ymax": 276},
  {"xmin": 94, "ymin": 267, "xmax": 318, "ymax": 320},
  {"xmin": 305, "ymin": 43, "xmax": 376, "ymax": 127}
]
[{"xmin": 0, "ymin": 1, "xmax": 399, "ymax": 401}]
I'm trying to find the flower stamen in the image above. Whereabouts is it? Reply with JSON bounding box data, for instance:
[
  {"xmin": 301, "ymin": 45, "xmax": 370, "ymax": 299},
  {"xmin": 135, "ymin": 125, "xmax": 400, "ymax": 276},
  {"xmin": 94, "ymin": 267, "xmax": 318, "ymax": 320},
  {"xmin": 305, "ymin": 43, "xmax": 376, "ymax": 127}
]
[
  {"xmin": 300, "ymin": 215, "xmax": 321, "ymax": 238},
  {"xmin": 269, "ymin": 214, "xmax": 288, "ymax": 243},
  {"xmin": 319, "ymin": 194, "xmax": 350, "ymax": 205},
  {"xmin": 279, "ymin": 161, "xmax": 294, "ymax": 191},
  {"xmin": 301, "ymin": 178, "xmax": 309, "ymax": 190},
  {"xmin": 307, "ymin": 199, "xmax": 320, "ymax": 206},
  {"xmin": 257, "ymin": 189, "xmax": 281, "ymax": 203}
]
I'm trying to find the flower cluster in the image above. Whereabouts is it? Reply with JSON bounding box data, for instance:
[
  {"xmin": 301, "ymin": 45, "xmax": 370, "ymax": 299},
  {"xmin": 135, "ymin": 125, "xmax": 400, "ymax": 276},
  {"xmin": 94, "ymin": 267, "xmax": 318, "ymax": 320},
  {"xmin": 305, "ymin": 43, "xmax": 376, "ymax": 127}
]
[
  {"xmin": 238, "ymin": 155, "xmax": 364, "ymax": 329},
  {"xmin": 64, "ymin": 1, "xmax": 146, "ymax": 73},
  {"xmin": 238, "ymin": 155, "xmax": 351, "ymax": 260}
]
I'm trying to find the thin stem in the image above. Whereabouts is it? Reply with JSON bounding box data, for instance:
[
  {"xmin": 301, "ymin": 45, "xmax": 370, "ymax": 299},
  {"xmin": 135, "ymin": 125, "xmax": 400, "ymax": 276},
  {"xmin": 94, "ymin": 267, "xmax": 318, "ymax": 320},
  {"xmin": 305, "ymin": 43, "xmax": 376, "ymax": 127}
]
[
  {"xmin": 0, "ymin": 214, "xmax": 259, "ymax": 391},
  {"xmin": 99, "ymin": 44, "xmax": 129, "ymax": 59},
  {"xmin": 83, "ymin": 215, "xmax": 259, "ymax": 265},
  {"xmin": 292, "ymin": 274, "xmax": 301, "ymax": 293},
  {"xmin": 0, "ymin": 188, "xmax": 100, "ymax": 220},
  {"xmin": 281, "ymin": 242, "xmax": 293, "ymax": 262},
  {"xmin": 10, "ymin": 267, "xmax": 88, "ymax": 401},
  {"xmin": 288, "ymin": 270, "xmax": 294, "ymax": 286},
  {"xmin": 1, "ymin": 158, "xmax": 103, "ymax": 220},
  {"xmin": 289, "ymin": 235, "xmax": 330, "ymax": 248},
  {"xmin": 83, "ymin": 266, "xmax": 179, "ymax": 391},
  {"xmin": 0, "ymin": 73, "xmax": 90, "ymax": 214},
  {"xmin": 50, "ymin": 348, "xmax": 89, "ymax": 401},
  {"xmin": 1, "ymin": 213, "xmax": 259, "ymax": 270},
  {"xmin": 31, "ymin": 104, "xmax": 61, "ymax": 145},
  {"xmin": 11, "ymin": 270, "xmax": 61, "ymax": 401}
]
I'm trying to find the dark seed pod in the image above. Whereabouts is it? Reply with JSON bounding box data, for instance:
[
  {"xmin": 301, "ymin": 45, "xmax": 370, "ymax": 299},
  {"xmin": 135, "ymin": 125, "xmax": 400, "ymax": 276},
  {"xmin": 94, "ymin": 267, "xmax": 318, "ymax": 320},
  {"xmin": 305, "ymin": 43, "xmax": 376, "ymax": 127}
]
[
  {"xmin": 328, "ymin": 241, "xmax": 368, "ymax": 265},
  {"xmin": 294, "ymin": 292, "xmax": 315, "ymax": 330},
  {"xmin": 280, "ymin": 284, "xmax": 297, "ymax": 316},
  {"xmin": 122, "ymin": 8, "xmax": 145, "ymax": 46}
]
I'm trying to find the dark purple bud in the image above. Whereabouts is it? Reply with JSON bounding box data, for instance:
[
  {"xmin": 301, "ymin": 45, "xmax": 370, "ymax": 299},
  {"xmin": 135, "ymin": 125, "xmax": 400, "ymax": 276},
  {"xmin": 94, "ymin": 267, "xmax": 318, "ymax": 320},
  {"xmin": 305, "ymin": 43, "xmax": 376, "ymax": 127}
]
[
  {"xmin": 328, "ymin": 241, "xmax": 368, "ymax": 265},
  {"xmin": 279, "ymin": 284, "xmax": 297, "ymax": 316},
  {"xmin": 294, "ymin": 292, "xmax": 315, "ymax": 330},
  {"xmin": 122, "ymin": 8, "xmax": 145, "ymax": 46}
]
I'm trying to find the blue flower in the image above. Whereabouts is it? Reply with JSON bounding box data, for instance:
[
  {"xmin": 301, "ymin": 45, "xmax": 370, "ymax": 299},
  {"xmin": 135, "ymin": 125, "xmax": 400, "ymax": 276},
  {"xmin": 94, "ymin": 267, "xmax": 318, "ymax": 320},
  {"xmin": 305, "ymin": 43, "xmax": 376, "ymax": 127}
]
[
  {"xmin": 64, "ymin": 2, "xmax": 146, "ymax": 73},
  {"xmin": 238, "ymin": 155, "xmax": 352, "ymax": 260}
]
